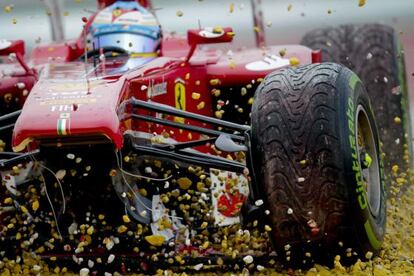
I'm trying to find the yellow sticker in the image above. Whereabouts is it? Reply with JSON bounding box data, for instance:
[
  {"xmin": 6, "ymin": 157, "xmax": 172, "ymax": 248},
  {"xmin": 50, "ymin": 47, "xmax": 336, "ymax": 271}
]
[
  {"xmin": 113, "ymin": 9, "xmax": 122, "ymax": 18},
  {"xmin": 174, "ymin": 79, "xmax": 186, "ymax": 123}
]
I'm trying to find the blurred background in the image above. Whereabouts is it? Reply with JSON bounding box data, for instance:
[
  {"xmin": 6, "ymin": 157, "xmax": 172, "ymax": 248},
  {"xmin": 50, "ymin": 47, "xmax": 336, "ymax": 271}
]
[
  {"xmin": 1, "ymin": 1, "xmax": 414, "ymax": 49},
  {"xmin": 1, "ymin": 0, "xmax": 414, "ymax": 126}
]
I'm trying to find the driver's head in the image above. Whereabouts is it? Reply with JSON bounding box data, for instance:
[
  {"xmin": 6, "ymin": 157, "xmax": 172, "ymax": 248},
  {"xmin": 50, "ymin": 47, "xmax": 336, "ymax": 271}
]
[{"xmin": 87, "ymin": 0, "xmax": 161, "ymax": 55}]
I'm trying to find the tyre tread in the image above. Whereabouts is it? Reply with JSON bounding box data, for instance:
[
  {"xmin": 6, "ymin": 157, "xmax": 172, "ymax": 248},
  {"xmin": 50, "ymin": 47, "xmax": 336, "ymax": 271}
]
[{"xmin": 252, "ymin": 63, "xmax": 350, "ymax": 256}]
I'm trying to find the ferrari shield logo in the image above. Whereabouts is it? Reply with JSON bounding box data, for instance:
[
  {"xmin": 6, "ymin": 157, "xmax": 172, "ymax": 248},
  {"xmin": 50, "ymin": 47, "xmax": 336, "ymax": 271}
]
[
  {"xmin": 112, "ymin": 8, "xmax": 123, "ymax": 18},
  {"xmin": 174, "ymin": 79, "xmax": 186, "ymax": 123}
]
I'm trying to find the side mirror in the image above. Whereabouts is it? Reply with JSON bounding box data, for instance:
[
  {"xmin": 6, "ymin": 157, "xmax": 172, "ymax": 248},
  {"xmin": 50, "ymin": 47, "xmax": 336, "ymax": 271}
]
[
  {"xmin": 185, "ymin": 27, "xmax": 234, "ymax": 62},
  {"xmin": 0, "ymin": 40, "xmax": 25, "ymax": 56},
  {"xmin": 187, "ymin": 27, "xmax": 234, "ymax": 46},
  {"xmin": 0, "ymin": 40, "xmax": 34, "ymax": 77}
]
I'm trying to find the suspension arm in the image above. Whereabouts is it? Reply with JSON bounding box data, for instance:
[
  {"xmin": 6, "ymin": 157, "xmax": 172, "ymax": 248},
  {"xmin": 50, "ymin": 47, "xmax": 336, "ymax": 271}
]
[
  {"xmin": 0, "ymin": 110, "xmax": 21, "ymax": 125},
  {"xmin": 153, "ymin": 137, "xmax": 217, "ymax": 151},
  {"xmin": 0, "ymin": 123, "xmax": 15, "ymax": 132},
  {"xmin": 0, "ymin": 149, "xmax": 40, "ymax": 169},
  {"xmin": 131, "ymin": 114, "xmax": 245, "ymax": 142},
  {"xmin": 129, "ymin": 98, "xmax": 250, "ymax": 132},
  {"xmin": 130, "ymin": 144, "xmax": 246, "ymax": 173}
]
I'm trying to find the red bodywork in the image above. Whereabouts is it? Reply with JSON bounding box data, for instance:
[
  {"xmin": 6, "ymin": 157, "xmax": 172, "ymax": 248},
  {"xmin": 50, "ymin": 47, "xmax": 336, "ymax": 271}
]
[{"xmin": 0, "ymin": 5, "xmax": 314, "ymax": 153}]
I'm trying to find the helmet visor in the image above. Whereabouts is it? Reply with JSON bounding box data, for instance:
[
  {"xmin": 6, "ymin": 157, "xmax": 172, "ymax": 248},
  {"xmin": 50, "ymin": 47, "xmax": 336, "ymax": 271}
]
[{"xmin": 93, "ymin": 32, "xmax": 160, "ymax": 54}]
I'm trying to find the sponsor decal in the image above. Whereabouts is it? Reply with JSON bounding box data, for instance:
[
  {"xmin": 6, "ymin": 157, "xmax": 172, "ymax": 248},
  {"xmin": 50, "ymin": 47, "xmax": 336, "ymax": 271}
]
[
  {"xmin": 51, "ymin": 104, "xmax": 79, "ymax": 112},
  {"xmin": 47, "ymin": 81, "xmax": 101, "ymax": 92},
  {"xmin": 148, "ymin": 81, "xmax": 167, "ymax": 97},
  {"xmin": 347, "ymin": 75, "xmax": 382, "ymax": 249},
  {"xmin": 347, "ymin": 76, "xmax": 367, "ymax": 211},
  {"xmin": 37, "ymin": 88, "xmax": 100, "ymax": 107},
  {"xmin": 41, "ymin": 98, "xmax": 97, "ymax": 106},
  {"xmin": 210, "ymin": 170, "xmax": 249, "ymax": 226}
]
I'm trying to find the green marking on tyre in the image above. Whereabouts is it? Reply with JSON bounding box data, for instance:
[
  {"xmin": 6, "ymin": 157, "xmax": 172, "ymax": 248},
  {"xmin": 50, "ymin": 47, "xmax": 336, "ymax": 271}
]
[
  {"xmin": 349, "ymin": 74, "xmax": 359, "ymax": 90},
  {"xmin": 347, "ymin": 85, "xmax": 368, "ymax": 211},
  {"xmin": 364, "ymin": 220, "xmax": 381, "ymax": 250}
]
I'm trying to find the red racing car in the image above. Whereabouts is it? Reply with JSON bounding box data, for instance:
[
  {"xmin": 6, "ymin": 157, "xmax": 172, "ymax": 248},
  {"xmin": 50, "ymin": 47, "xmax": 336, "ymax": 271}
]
[{"xmin": 0, "ymin": 0, "xmax": 410, "ymax": 272}]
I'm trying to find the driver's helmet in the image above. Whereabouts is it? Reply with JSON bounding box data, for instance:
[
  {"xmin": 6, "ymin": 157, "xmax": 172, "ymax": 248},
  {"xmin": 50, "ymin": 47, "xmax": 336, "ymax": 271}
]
[{"xmin": 87, "ymin": 0, "xmax": 161, "ymax": 56}]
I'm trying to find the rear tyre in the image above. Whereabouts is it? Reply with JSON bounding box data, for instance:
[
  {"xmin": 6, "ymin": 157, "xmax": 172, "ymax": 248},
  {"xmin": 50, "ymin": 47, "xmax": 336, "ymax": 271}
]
[
  {"xmin": 251, "ymin": 63, "xmax": 386, "ymax": 266},
  {"xmin": 301, "ymin": 24, "xmax": 412, "ymax": 176}
]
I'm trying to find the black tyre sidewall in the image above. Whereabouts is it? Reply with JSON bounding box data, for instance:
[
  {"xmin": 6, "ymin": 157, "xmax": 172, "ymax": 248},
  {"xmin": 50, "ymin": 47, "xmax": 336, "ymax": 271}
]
[{"xmin": 337, "ymin": 68, "xmax": 386, "ymax": 254}]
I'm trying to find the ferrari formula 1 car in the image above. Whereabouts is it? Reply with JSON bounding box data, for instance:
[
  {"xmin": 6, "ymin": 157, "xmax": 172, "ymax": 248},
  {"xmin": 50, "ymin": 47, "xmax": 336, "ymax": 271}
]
[{"xmin": 0, "ymin": 0, "xmax": 411, "ymax": 272}]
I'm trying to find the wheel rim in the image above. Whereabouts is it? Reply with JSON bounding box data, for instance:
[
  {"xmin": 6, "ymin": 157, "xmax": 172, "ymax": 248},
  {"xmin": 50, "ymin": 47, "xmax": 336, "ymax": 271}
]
[{"xmin": 356, "ymin": 105, "xmax": 381, "ymax": 217}]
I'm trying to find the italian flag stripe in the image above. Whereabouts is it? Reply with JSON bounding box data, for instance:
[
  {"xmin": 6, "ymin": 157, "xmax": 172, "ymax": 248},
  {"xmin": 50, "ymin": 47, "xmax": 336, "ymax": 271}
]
[{"xmin": 57, "ymin": 119, "xmax": 68, "ymax": 136}]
